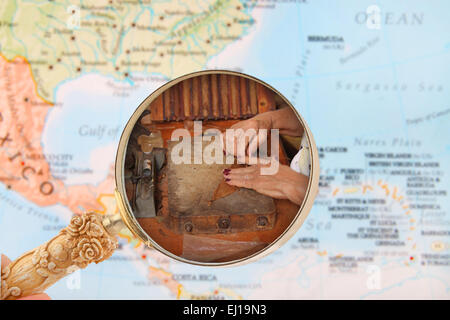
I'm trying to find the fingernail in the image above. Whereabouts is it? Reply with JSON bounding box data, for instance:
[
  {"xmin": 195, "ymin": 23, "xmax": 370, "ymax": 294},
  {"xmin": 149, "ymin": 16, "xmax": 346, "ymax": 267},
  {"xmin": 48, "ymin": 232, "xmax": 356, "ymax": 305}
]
[
  {"xmin": 223, "ymin": 168, "xmax": 230, "ymax": 173},
  {"xmin": 225, "ymin": 178, "xmax": 230, "ymax": 182},
  {"xmin": 223, "ymin": 150, "xmax": 226, "ymax": 155},
  {"xmin": 224, "ymin": 171, "xmax": 229, "ymax": 176}
]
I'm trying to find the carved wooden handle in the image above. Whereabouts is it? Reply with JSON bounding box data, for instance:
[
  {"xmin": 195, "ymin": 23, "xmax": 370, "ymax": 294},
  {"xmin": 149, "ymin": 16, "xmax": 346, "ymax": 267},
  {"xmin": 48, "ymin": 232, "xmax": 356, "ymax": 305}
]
[{"xmin": 1, "ymin": 212, "xmax": 119, "ymax": 300}]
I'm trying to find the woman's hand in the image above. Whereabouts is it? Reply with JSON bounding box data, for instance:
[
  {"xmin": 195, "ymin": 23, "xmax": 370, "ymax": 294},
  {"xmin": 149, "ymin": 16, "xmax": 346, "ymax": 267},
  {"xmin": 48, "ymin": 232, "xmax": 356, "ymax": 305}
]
[
  {"xmin": 1, "ymin": 254, "xmax": 51, "ymax": 300},
  {"xmin": 222, "ymin": 113, "xmax": 272, "ymax": 158},
  {"xmin": 221, "ymin": 108, "xmax": 304, "ymax": 159},
  {"xmin": 223, "ymin": 163, "xmax": 309, "ymax": 205}
]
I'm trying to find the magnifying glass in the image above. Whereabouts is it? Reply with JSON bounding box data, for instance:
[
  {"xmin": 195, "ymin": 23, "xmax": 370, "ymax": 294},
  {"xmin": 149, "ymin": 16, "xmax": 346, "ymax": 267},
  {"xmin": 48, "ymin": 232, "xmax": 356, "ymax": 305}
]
[{"xmin": 1, "ymin": 70, "xmax": 319, "ymax": 300}]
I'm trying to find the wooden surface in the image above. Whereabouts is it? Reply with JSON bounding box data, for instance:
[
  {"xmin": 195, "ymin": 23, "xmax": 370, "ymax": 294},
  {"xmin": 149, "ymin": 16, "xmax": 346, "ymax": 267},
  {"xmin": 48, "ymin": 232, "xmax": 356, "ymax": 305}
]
[
  {"xmin": 148, "ymin": 74, "xmax": 276, "ymax": 122},
  {"xmin": 165, "ymin": 140, "xmax": 277, "ymax": 234},
  {"xmin": 136, "ymin": 120, "xmax": 300, "ymax": 262}
]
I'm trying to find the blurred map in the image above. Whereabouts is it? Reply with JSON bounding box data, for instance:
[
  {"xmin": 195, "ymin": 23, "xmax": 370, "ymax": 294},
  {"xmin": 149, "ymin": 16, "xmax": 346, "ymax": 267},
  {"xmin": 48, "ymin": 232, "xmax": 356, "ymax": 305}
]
[{"xmin": 0, "ymin": 0, "xmax": 449, "ymax": 299}]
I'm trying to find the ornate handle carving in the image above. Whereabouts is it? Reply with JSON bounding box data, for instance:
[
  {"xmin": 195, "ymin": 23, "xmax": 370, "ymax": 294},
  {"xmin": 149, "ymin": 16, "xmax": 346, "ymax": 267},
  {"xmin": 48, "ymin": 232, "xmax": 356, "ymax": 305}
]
[{"xmin": 1, "ymin": 212, "xmax": 119, "ymax": 300}]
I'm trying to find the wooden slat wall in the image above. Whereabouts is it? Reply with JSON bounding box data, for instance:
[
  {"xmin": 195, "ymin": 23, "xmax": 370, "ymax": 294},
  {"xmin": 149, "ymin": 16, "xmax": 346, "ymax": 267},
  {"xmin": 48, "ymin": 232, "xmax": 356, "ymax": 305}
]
[{"xmin": 149, "ymin": 74, "xmax": 276, "ymax": 122}]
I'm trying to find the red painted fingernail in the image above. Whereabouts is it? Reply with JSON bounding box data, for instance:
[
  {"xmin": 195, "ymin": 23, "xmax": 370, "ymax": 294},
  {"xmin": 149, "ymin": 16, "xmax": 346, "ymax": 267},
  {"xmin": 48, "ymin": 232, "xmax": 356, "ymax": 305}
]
[
  {"xmin": 224, "ymin": 171, "xmax": 229, "ymax": 176},
  {"xmin": 223, "ymin": 150, "xmax": 226, "ymax": 155},
  {"xmin": 223, "ymin": 168, "xmax": 230, "ymax": 173},
  {"xmin": 225, "ymin": 178, "xmax": 230, "ymax": 182}
]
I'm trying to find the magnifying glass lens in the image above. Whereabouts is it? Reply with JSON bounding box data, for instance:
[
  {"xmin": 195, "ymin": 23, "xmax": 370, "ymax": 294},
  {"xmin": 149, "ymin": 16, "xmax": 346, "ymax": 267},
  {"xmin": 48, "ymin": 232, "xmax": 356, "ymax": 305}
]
[{"xmin": 116, "ymin": 71, "xmax": 319, "ymax": 266}]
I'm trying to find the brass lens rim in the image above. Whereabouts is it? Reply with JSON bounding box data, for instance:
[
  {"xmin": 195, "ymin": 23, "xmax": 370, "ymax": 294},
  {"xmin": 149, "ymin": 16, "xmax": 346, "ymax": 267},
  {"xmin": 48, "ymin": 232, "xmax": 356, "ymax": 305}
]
[{"xmin": 114, "ymin": 69, "xmax": 320, "ymax": 267}]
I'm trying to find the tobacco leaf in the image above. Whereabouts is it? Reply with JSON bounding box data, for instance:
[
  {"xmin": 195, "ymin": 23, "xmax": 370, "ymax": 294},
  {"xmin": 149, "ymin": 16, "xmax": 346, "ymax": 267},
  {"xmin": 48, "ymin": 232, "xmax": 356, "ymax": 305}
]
[{"xmin": 211, "ymin": 179, "xmax": 239, "ymax": 201}]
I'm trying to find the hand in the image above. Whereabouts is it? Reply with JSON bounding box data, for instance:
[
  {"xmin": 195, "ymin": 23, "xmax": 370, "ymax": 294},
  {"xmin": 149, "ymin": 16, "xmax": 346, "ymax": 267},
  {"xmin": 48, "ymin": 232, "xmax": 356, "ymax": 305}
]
[
  {"xmin": 222, "ymin": 114, "xmax": 272, "ymax": 159},
  {"xmin": 223, "ymin": 163, "xmax": 308, "ymax": 205},
  {"xmin": 1, "ymin": 254, "xmax": 51, "ymax": 300},
  {"xmin": 221, "ymin": 108, "xmax": 304, "ymax": 160}
]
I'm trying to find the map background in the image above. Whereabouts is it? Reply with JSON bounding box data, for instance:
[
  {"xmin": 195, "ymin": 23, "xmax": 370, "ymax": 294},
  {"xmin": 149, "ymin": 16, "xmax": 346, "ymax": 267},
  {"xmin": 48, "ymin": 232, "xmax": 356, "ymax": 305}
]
[{"xmin": 0, "ymin": 0, "xmax": 449, "ymax": 299}]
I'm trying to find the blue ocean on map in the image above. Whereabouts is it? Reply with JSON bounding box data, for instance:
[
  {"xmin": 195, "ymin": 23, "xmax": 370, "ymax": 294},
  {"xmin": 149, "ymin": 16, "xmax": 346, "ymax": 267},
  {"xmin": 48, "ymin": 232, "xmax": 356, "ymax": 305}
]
[
  {"xmin": 41, "ymin": 73, "xmax": 166, "ymax": 185},
  {"xmin": 2, "ymin": 0, "xmax": 448, "ymax": 299},
  {"xmin": 0, "ymin": 183, "xmax": 72, "ymax": 255}
]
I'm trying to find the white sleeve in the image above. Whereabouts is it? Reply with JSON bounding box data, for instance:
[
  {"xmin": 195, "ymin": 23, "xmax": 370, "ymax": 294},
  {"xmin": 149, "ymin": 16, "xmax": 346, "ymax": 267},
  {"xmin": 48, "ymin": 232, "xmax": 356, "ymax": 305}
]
[{"xmin": 290, "ymin": 134, "xmax": 311, "ymax": 176}]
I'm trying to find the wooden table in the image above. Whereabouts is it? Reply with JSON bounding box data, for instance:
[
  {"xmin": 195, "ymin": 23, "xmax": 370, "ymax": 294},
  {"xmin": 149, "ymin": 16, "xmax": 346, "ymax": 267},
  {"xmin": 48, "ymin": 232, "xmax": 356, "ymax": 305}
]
[{"xmin": 132, "ymin": 120, "xmax": 300, "ymax": 262}]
